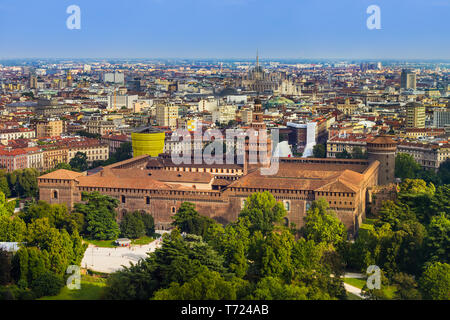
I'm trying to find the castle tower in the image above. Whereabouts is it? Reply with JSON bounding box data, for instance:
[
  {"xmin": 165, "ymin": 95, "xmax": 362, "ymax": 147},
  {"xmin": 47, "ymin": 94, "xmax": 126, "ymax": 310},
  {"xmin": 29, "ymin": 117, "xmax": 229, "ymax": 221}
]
[
  {"xmin": 66, "ymin": 70, "xmax": 73, "ymax": 87},
  {"xmin": 245, "ymin": 98, "xmax": 272, "ymax": 170},
  {"xmin": 367, "ymin": 135, "xmax": 397, "ymax": 185}
]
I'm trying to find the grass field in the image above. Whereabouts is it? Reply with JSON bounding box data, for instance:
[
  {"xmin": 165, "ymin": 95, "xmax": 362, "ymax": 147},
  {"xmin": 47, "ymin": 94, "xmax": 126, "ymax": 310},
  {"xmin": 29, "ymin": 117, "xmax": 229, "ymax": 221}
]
[
  {"xmin": 83, "ymin": 239, "xmax": 116, "ymax": 248},
  {"xmin": 347, "ymin": 293, "xmax": 363, "ymax": 300},
  {"xmin": 39, "ymin": 274, "xmax": 106, "ymax": 300},
  {"xmin": 131, "ymin": 236, "xmax": 155, "ymax": 245},
  {"xmin": 84, "ymin": 236, "xmax": 155, "ymax": 247},
  {"xmin": 344, "ymin": 278, "xmax": 367, "ymax": 289},
  {"xmin": 344, "ymin": 277, "xmax": 397, "ymax": 299}
]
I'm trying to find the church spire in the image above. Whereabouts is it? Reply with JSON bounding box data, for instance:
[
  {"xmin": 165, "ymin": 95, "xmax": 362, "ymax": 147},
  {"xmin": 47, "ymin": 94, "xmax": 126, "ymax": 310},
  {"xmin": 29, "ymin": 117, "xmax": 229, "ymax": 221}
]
[{"xmin": 256, "ymin": 49, "xmax": 259, "ymax": 68}]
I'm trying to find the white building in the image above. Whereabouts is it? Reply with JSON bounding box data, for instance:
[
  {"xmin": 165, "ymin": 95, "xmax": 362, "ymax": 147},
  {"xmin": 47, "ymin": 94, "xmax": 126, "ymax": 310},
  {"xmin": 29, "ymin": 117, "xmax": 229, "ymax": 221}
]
[{"xmin": 104, "ymin": 72, "xmax": 125, "ymax": 84}]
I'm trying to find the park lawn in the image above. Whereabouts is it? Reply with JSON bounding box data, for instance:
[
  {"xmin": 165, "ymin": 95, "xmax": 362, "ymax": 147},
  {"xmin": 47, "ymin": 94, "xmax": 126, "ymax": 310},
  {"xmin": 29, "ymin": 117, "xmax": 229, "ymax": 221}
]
[
  {"xmin": 346, "ymin": 293, "xmax": 363, "ymax": 300},
  {"xmin": 344, "ymin": 278, "xmax": 397, "ymax": 299},
  {"xmin": 84, "ymin": 235, "xmax": 155, "ymax": 247},
  {"xmin": 83, "ymin": 238, "xmax": 116, "ymax": 248},
  {"xmin": 131, "ymin": 235, "xmax": 155, "ymax": 245},
  {"xmin": 39, "ymin": 275, "xmax": 106, "ymax": 300},
  {"xmin": 344, "ymin": 278, "xmax": 366, "ymax": 289}
]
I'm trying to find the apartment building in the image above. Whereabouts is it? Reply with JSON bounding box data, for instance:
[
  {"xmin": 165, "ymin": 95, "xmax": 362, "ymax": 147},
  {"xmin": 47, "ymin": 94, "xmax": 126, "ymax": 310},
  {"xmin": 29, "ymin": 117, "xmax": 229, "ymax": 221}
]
[
  {"xmin": 0, "ymin": 128, "xmax": 35, "ymax": 140},
  {"xmin": 36, "ymin": 119, "xmax": 64, "ymax": 138},
  {"xmin": 156, "ymin": 103, "xmax": 178, "ymax": 130}
]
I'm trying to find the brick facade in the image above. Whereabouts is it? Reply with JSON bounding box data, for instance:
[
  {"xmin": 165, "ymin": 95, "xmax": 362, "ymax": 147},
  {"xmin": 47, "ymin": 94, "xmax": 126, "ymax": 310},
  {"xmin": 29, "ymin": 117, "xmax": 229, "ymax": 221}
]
[{"xmin": 38, "ymin": 156, "xmax": 380, "ymax": 237}]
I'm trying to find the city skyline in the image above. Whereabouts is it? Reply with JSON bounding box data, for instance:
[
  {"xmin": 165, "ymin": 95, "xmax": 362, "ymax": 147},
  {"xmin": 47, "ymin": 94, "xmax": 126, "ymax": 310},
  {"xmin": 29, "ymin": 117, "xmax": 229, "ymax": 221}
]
[{"xmin": 0, "ymin": 0, "xmax": 449, "ymax": 60}]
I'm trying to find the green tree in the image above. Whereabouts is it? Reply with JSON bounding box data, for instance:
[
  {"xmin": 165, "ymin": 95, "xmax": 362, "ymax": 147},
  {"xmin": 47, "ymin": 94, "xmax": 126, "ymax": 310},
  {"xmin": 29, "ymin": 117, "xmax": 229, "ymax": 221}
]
[
  {"xmin": 113, "ymin": 142, "xmax": 133, "ymax": 162},
  {"xmin": 152, "ymin": 268, "xmax": 247, "ymax": 300},
  {"xmin": 336, "ymin": 149, "xmax": 352, "ymax": 159},
  {"xmin": 104, "ymin": 232, "xmax": 225, "ymax": 300},
  {"xmin": 26, "ymin": 218, "xmax": 74, "ymax": 275},
  {"xmin": 209, "ymin": 218, "xmax": 250, "ymax": 278},
  {"xmin": 69, "ymin": 152, "xmax": 88, "ymax": 172},
  {"xmin": 171, "ymin": 202, "xmax": 215, "ymax": 238},
  {"xmin": 138, "ymin": 211, "xmax": 155, "ymax": 236},
  {"xmin": 423, "ymin": 214, "xmax": 450, "ymax": 264},
  {"xmin": 351, "ymin": 146, "xmax": 367, "ymax": 159},
  {"xmin": 248, "ymin": 229, "xmax": 294, "ymax": 282},
  {"xmin": 249, "ymin": 276, "xmax": 309, "ymax": 300},
  {"xmin": 0, "ymin": 170, "xmax": 11, "ymax": 198},
  {"xmin": 31, "ymin": 271, "xmax": 64, "ymax": 298},
  {"xmin": 20, "ymin": 201, "xmax": 82, "ymax": 233},
  {"xmin": 313, "ymin": 144, "xmax": 326, "ymax": 158},
  {"xmin": 419, "ymin": 262, "xmax": 450, "ymax": 300},
  {"xmin": 74, "ymin": 192, "xmax": 120, "ymax": 240},
  {"xmin": 392, "ymin": 272, "xmax": 422, "ymax": 300},
  {"xmin": 0, "ymin": 191, "xmax": 15, "ymax": 218},
  {"xmin": 0, "ymin": 248, "xmax": 12, "ymax": 285},
  {"xmin": 11, "ymin": 246, "xmax": 29, "ymax": 285},
  {"xmin": 120, "ymin": 212, "xmax": 146, "ymax": 239},
  {"xmin": 416, "ymin": 169, "xmax": 441, "ymax": 186},
  {"xmin": 395, "ymin": 153, "xmax": 421, "ymax": 180},
  {"xmin": 26, "ymin": 247, "xmax": 49, "ymax": 285},
  {"xmin": 0, "ymin": 216, "xmax": 27, "ymax": 242},
  {"xmin": 239, "ymin": 192, "xmax": 286, "ymax": 236},
  {"xmin": 302, "ymin": 198, "xmax": 346, "ymax": 246},
  {"xmin": 438, "ymin": 158, "xmax": 450, "ymax": 185}
]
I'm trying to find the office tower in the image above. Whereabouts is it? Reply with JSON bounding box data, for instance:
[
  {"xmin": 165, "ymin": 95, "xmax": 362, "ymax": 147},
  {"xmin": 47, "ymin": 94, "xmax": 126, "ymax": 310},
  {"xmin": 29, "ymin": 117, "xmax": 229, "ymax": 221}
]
[
  {"xmin": 433, "ymin": 110, "xmax": 450, "ymax": 128},
  {"xmin": 66, "ymin": 70, "xmax": 73, "ymax": 87},
  {"xmin": 401, "ymin": 69, "xmax": 416, "ymax": 90},
  {"xmin": 29, "ymin": 75, "xmax": 37, "ymax": 89},
  {"xmin": 104, "ymin": 71, "xmax": 125, "ymax": 84},
  {"xmin": 406, "ymin": 102, "xmax": 425, "ymax": 128}
]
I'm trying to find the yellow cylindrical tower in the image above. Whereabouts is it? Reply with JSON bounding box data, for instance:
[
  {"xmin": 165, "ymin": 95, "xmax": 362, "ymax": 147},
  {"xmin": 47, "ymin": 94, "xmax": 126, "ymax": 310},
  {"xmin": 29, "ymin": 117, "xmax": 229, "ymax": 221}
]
[{"xmin": 131, "ymin": 127, "xmax": 165, "ymax": 157}]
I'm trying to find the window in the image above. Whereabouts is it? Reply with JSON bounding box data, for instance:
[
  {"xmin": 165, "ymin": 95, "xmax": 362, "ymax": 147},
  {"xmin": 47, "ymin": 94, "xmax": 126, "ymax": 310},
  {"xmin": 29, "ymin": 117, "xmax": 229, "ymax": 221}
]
[
  {"xmin": 53, "ymin": 190, "xmax": 58, "ymax": 199},
  {"xmin": 146, "ymin": 196, "xmax": 150, "ymax": 205},
  {"xmin": 121, "ymin": 195, "xmax": 126, "ymax": 203},
  {"xmin": 171, "ymin": 206, "xmax": 176, "ymax": 214},
  {"xmin": 284, "ymin": 201, "xmax": 290, "ymax": 211}
]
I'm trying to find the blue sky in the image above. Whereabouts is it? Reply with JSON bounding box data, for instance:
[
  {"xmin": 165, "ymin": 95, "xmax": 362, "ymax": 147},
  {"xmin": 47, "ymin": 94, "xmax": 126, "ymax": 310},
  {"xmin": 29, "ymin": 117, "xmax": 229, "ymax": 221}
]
[{"xmin": 0, "ymin": 0, "xmax": 448, "ymax": 59}]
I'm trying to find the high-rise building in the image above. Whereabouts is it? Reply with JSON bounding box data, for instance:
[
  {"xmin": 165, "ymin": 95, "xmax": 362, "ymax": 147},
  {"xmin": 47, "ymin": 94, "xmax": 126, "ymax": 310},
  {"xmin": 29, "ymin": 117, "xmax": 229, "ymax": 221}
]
[
  {"xmin": 401, "ymin": 69, "xmax": 416, "ymax": 90},
  {"xmin": 433, "ymin": 110, "xmax": 450, "ymax": 128},
  {"xmin": 406, "ymin": 102, "xmax": 425, "ymax": 128},
  {"xmin": 29, "ymin": 75, "xmax": 37, "ymax": 89},
  {"xmin": 156, "ymin": 103, "xmax": 178, "ymax": 130},
  {"xmin": 104, "ymin": 72, "xmax": 125, "ymax": 84},
  {"xmin": 66, "ymin": 70, "xmax": 73, "ymax": 87}
]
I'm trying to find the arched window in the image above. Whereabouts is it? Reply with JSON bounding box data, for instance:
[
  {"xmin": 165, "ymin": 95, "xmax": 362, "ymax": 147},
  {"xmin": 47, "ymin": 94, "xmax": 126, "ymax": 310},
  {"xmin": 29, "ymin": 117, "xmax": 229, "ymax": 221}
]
[
  {"xmin": 284, "ymin": 201, "xmax": 290, "ymax": 211},
  {"xmin": 53, "ymin": 190, "xmax": 58, "ymax": 199}
]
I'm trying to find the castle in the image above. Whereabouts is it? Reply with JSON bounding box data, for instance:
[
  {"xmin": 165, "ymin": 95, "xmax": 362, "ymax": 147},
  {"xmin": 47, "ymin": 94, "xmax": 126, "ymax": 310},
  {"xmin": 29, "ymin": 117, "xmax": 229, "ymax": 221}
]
[
  {"xmin": 37, "ymin": 100, "xmax": 396, "ymax": 236},
  {"xmin": 38, "ymin": 154, "xmax": 381, "ymax": 236}
]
